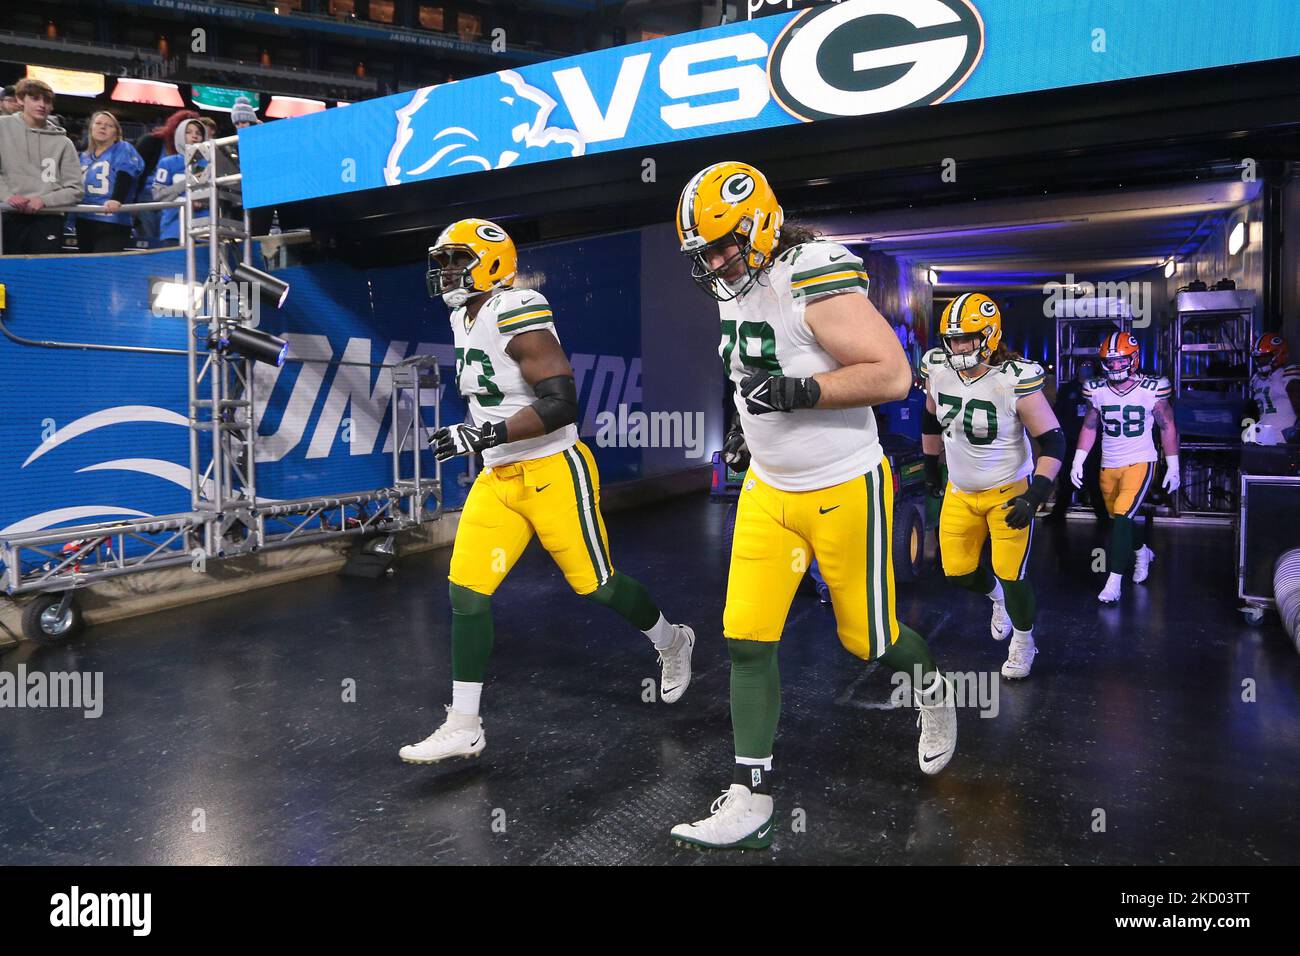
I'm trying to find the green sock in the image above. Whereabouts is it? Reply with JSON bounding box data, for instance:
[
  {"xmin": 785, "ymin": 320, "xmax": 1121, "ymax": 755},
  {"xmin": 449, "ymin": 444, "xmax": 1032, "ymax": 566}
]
[
  {"xmin": 879, "ymin": 623, "xmax": 938, "ymax": 691},
  {"xmin": 948, "ymin": 566, "xmax": 995, "ymax": 595},
  {"xmin": 1109, "ymin": 516, "xmax": 1135, "ymax": 574},
  {"xmin": 584, "ymin": 570, "xmax": 660, "ymax": 631},
  {"xmin": 727, "ymin": 638, "xmax": 780, "ymax": 760},
  {"xmin": 1132, "ymin": 518, "xmax": 1147, "ymax": 552},
  {"xmin": 998, "ymin": 577, "xmax": 1037, "ymax": 631},
  {"xmin": 449, "ymin": 583, "xmax": 494, "ymax": 683}
]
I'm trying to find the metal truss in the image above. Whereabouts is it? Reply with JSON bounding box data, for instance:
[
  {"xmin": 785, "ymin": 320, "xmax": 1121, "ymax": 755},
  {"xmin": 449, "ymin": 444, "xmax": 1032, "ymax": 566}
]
[{"xmin": 1, "ymin": 136, "xmax": 442, "ymax": 603}]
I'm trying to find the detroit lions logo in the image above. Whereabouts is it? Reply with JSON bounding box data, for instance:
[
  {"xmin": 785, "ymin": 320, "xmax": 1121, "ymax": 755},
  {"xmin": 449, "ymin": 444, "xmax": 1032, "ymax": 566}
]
[{"xmin": 384, "ymin": 70, "xmax": 586, "ymax": 185}]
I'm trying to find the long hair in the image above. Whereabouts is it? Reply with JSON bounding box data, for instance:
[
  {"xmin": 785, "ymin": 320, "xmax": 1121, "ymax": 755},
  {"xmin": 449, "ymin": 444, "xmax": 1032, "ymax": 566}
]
[
  {"xmin": 988, "ymin": 341, "xmax": 1025, "ymax": 366},
  {"xmin": 771, "ymin": 222, "xmax": 820, "ymax": 261},
  {"xmin": 151, "ymin": 109, "xmax": 200, "ymax": 155},
  {"xmin": 83, "ymin": 110, "xmax": 122, "ymax": 153}
]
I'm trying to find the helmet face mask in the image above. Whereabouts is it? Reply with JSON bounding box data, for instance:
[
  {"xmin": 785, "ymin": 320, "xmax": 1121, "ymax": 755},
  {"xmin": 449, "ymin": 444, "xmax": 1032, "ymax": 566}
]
[
  {"xmin": 687, "ymin": 229, "xmax": 762, "ymax": 302},
  {"xmin": 427, "ymin": 247, "xmax": 480, "ymax": 307},
  {"xmin": 942, "ymin": 330, "xmax": 990, "ymax": 371},
  {"xmin": 1102, "ymin": 354, "xmax": 1135, "ymax": 382}
]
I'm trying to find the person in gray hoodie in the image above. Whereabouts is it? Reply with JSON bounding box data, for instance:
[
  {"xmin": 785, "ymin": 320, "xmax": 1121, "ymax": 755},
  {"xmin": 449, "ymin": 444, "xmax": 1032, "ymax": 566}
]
[{"xmin": 0, "ymin": 78, "xmax": 83, "ymax": 254}]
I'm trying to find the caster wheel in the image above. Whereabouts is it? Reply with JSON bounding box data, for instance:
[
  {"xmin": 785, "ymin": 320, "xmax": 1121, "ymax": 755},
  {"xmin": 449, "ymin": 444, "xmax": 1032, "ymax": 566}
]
[
  {"xmin": 1242, "ymin": 606, "xmax": 1265, "ymax": 626},
  {"xmin": 22, "ymin": 592, "xmax": 85, "ymax": 645}
]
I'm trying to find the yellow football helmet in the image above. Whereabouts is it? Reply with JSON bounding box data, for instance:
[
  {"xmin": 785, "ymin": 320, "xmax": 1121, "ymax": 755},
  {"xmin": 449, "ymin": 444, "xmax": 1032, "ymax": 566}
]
[
  {"xmin": 676, "ymin": 161, "xmax": 784, "ymax": 301},
  {"xmin": 939, "ymin": 293, "xmax": 1003, "ymax": 371},
  {"xmin": 427, "ymin": 218, "xmax": 517, "ymax": 308}
]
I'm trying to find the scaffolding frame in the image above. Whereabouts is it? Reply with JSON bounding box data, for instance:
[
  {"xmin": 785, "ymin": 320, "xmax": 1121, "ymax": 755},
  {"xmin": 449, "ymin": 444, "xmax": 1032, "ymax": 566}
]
[{"xmin": 1, "ymin": 136, "xmax": 442, "ymax": 601}]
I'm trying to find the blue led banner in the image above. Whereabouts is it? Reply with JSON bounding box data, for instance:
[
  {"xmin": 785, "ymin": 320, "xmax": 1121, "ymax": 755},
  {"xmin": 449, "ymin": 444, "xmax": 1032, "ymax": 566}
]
[{"xmin": 239, "ymin": 0, "xmax": 1300, "ymax": 209}]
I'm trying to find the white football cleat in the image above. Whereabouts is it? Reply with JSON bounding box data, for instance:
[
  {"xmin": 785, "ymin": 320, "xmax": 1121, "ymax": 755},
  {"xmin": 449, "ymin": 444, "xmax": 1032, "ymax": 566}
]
[
  {"xmin": 399, "ymin": 707, "xmax": 486, "ymax": 764},
  {"xmin": 671, "ymin": 785, "xmax": 774, "ymax": 851},
  {"xmin": 1001, "ymin": 631, "xmax": 1037, "ymax": 679},
  {"xmin": 1132, "ymin": 546, "xmax": 1154, "ymax": 584},
  {"xmin": 1098, "ymin": 575, "xmax": 1123, "ymax": 604},
  {"xmin": 658, "ymin": 624, "xmax": 695, "ymax": 704},
  {"xmin": 990, "ymin": 600, "xmax": 1013, "ymax": 641},
  {"xmin": 915, "ymin": 676, "xmax": 957, "ymax": 775}
]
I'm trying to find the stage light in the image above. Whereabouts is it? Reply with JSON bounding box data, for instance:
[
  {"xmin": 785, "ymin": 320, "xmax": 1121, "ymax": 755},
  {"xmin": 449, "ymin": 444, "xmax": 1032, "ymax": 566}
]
[
  {"xmin": 1164, "ymin": 259, "xmax": 1176, "ymax": 279},
  {"xmin": 231, "ymin": 263, "xmax": 290, "ymax": 309},
  {"xmin": 1228, "ymin": 220, "xmax": 1246, "ymax": 255},
  {"xmin": 209, "ymin": 325, "xmax": 289, "ymax": 367},
  {"xmin": 148, "ymin": 276, "xmax": 201, "ymax": 316}
]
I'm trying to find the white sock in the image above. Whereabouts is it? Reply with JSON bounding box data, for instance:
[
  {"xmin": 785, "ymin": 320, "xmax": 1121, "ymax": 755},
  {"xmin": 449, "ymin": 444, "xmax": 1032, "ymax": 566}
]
[
  {"xmin": 643, "ymin": 612, "xmax": 675, "ymax": 649},
  {"xmin": 735, "ymin": 755, "xmax": 773, "ymax": 770},
  {"xmin": 451, "ymin": 680, "xmax": 482, "ymax": 718},
  {"xmin": 1106, "ymin": 572, "xmax": 1122, "ymax": 588},
  {"xmin": 987, "ymin": 578, "xmax": 1005, "ymax": 603},
  {"xmin": 1012, "ymin": 627, "xmax": 1034, "ymax": 642}
]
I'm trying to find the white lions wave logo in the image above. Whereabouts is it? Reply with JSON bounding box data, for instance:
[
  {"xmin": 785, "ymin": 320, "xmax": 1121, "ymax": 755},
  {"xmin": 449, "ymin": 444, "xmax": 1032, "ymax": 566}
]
[{"xmin": 384, "ymin": 70, "xmax": 586, "ymax": 185}]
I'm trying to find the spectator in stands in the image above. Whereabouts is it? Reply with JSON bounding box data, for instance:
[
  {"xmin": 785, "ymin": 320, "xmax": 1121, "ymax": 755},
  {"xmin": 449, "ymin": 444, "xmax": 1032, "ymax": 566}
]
[
  {"xmin": 150, "ymin": 117, "xmax": 208, "ymax": 246},
  {"xmin": 132, "ymin": 108, "xmax": 200, "ymax": 242},
  {"xmin": 74, "ymin": 111, "xmax": 145, "ymax": 253},
  {"xmin": 1, "ymin": 86, "xmax": 19, "ymax": 116},
  {"xmin": 0, "ymin": 78, "xmax": 84, "ymax": 254},
  {"xmin": 231, "ymin": 96, "xmax": 261, "ymax": 130},
  {"xmin": 198, "ymin": 117, "xmax": 219, "ymax": 140}
]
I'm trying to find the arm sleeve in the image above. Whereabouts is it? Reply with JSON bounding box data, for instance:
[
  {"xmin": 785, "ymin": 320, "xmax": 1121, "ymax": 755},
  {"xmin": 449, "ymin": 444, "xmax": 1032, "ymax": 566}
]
[{"xmin": 110, "ymin": 170, "xmax": 135, "ymax": 202}]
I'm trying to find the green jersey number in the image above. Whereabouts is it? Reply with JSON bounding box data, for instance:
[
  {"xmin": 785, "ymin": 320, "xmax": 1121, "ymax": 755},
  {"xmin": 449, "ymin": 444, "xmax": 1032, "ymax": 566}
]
[
  {"xmin": 455, "ymin": 347, "xmax": 505, "ymax": 407},
  {"xmin": 1100, "ymin": 404, "xmax": 1145, "ymax": 438},
  {"xmin": 937, "ymin": 393, "xmax": 999, "ymax": 446},
  {"xmin": 720, "ymin": 319, "xmax": 783, "ymax": 376}
]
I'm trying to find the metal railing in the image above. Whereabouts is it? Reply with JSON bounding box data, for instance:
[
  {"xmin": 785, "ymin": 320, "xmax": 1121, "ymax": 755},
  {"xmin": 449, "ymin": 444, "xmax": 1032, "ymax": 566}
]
[{"xmin": 0, "ymin": 199, "xmax": 182, "ymax": 257}]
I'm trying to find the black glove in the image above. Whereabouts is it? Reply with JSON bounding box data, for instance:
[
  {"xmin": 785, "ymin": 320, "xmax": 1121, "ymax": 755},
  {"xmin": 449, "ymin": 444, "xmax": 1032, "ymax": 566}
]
[
  {"xmin": 722, "ymin": 419, "xmax": 750, "ymax": 472},
  {"xmin": 923, "ymin": 454, "xmax": 943, "ymax": 498},
  {"xmin": 1004, "ymin": 475, "xmax": 1053, "ymax": 529},
  {"xmin": 739, "ymin": 367, "xmax": 821, "ymax": 414},
  {"xmin": 430, "ymin": 420, "xmax": 507, "ymax": 462}
]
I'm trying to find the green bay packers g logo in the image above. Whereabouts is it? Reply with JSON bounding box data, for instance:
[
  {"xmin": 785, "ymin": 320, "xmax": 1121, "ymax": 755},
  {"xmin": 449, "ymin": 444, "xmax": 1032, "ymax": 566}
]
[
  {"xmin": 769, "ymin": 0, "xmax": 985, "ymax": 122},
  {"xmin": 476, "ymin": 223, "xmax": 507, "ymax": 242},
  {"xmin": 721, "ymin": 172, "xmax": 755, "ymax": 204}
]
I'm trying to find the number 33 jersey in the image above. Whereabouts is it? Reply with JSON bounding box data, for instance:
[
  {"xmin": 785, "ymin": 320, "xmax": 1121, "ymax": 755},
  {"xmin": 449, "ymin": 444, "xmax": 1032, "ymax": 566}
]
[
  {"xmin": 918, "ymin": 349, "xmax": 1044, "ymax": 494},
  {"xmin": 1081, "ymin": 375, "xmax": 1171, "ymax": 468},
  {"xmin": 719, "ymin": 240, "xmax": 881, "ymax": 492},
  {"xmin": 450, "ymin": 288, "xmax": 578, "ymax": 467}
]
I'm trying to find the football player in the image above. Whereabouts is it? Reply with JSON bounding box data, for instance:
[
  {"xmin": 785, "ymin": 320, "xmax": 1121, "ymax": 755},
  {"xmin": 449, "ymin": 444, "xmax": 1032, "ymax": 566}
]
[
  {"xmin": 1071, "ymin": 332, "xmax": 1179, "ymax": 603},
  {"xmin": 398, "ymin": 219, "xmax": 695, "ymax": 765},
  {"xmin": 1245, "ymin": 333, "xmax": 1300, "ymax": 445},
  {"xmin": 670, "ymin": 162, "xmax": 956, "ymax": 852},
  {"xmin": 919, "ymin": 294, "xmax": 1065, "ymax": 680}
]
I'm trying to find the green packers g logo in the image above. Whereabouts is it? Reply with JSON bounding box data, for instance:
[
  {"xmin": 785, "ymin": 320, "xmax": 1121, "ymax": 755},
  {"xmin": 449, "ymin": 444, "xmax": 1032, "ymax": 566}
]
[
  {"xmin": 769, "ymin": 0, "xmax": 985, "ymax": 122},
  {"xmin": 721, "ymin": 172, "xmax": 755, "ymax": 204},
  {"xmin": 476, "ymin": 223, "xmax": 507, "ymax": 242}
]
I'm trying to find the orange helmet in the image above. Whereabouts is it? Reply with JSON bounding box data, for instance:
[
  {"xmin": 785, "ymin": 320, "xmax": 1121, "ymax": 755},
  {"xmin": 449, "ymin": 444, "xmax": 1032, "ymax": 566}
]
[
  {"xmin": 1252, "ymin": 332, "xmax": 1290, "ymax": 373},
  {"xmin": 1099, "ymin": 330, "xmax": 1140, "ymax": 383}
]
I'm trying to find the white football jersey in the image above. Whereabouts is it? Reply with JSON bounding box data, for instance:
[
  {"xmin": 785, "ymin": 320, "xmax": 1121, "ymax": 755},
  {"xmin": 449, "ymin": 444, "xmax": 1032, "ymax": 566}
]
[
  {"xmin": 1249, "ymin": 364, "xmax": 1299, "ymax": 444},
  {"xmin": 918, "ymin": 349, "xmax": 1042, "ymax": 493},
  {"xmin": 720, "ymin": 240, "xmax": 880, "ymax": 492},
  {"xmin": 1081, "ymin": 374, "xmax": 1172, "ymax": 468},
  {"xmin": 449, "ymin": 288, "xmax": 578, "ymax": 467}
]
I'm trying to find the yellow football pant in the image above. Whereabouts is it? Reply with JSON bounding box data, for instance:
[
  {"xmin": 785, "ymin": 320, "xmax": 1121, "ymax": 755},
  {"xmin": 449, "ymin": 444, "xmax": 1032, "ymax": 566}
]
[
  {"xmin": 1099, "ymin": 461, "xmax": 1156, "ymax": 518},
  {"xmin": 448, "ymin": 441, "xmax": 613, "ymax": 597},
  {"xmin": 939, "ymin": 477, "xmax": 1033, "ymax": 581},
  {"xmin": 724, "ymin": 457, "xmax": 899, "ymax": 661}
]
